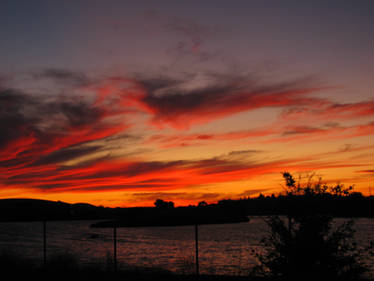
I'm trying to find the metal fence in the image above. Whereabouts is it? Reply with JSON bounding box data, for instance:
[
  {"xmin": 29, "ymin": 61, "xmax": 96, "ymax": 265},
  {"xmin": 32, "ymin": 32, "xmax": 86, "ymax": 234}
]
[
  {"xmin": 1, "ymin": 218, "xmax": 373, "ymax": 277},
  {"xmin": 0, "ymin": 220, "xmax": 257, "ymax": 275}
]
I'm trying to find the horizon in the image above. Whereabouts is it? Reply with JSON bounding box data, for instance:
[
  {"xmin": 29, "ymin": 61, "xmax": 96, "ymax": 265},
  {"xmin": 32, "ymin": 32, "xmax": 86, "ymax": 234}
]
[
  {"xmin": 1, "ymin": 180, "xmax": 371, "ymax": 209},
  {"xmin": 1, "ymin": 0, "xmax": 374, "ymax": 208}
]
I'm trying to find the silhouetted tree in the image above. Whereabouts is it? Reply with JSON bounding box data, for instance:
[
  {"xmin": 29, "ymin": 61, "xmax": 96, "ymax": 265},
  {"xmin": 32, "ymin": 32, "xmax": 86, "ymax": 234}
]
[
  {"xmin": 252, "ymin": 172, "xmax": 368, "ymax": 280},
  {"xmin": 282, "ymin": 171, "xmax": 354, "ymax": 197},
  {"xmin": 197, "ymin": 201, "xmax": 208, "ymax": 207},
  {"xmin": 154, "ymin": 199, "xmax": 174, "ymax": 209}
]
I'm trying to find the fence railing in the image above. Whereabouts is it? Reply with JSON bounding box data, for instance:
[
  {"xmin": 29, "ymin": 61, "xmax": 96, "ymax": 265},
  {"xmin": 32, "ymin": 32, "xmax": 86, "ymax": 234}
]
[
  {"xmin": 2, "ymin": 218, "xmax": 373, "ymax": 277},
  {"xmin": 39, "ymin": 221, "xmax": 202, "ymax": 275}
]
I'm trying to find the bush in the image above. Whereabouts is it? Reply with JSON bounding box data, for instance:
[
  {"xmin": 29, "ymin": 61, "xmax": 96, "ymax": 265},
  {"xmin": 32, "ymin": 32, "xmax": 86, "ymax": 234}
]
[
  {"xmin": 253, "ymin": 215, "xmax": 367, "ymax": 279},
  {"xmin": 252, "ymin": 172, "xmax": 368, "ymax": 280}
]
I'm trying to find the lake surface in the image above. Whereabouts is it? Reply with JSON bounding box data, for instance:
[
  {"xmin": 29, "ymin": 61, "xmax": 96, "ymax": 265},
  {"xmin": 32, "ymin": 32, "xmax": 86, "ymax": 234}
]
[{"xmin": 0, "ymin": 217, "xmax": 373, "ymax": 276}]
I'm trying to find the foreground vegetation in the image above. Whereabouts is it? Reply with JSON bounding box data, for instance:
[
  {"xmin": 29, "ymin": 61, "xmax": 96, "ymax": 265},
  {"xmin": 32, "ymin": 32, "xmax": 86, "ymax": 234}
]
[
  {"xmin": 216, "ymin": 173, "xmax": 374, "ymax": 218},
  {"xmin": 250, "ymin": 173, "xmax": 374, "ymax": 280}
]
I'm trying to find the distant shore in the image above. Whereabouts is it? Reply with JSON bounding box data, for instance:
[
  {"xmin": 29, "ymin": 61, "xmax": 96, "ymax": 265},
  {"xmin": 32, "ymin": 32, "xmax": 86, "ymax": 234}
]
[
  {"xmin": 1, "ymin": 194, "xmax": 374, "ymax": 223},
  {"xmin": 90, "ymin": 213, "xmax": 249, "ymax": 228}
]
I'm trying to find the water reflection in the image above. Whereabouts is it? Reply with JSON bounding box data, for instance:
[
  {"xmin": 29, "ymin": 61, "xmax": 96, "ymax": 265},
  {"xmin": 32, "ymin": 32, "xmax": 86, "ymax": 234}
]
[{"xmin": 0, "ymin": 217, "xmax": 373, "ymax": 275}]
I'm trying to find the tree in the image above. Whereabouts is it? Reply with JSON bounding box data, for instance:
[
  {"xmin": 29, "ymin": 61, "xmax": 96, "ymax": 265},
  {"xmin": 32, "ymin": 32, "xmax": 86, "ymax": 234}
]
[
  {"xmin": 197, "ymin": 201, "xmax": 208, "ymax": 207},
  {"xmin": 154, "ymin": 199, "xmax": 174, "ymax": 209},
  {"xmin": 252, "ymin": 172, "xmax": 367, "ymax": 280},
  {"xmin": 281, "ymin": 171, "xmax": 354, "ymax": 197}
]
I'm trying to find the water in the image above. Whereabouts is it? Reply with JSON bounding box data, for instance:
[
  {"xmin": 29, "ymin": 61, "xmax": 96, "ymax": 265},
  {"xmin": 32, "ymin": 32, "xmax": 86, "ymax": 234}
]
[{"xmin": 0, "ymin": 217, "xmax": 373, "ymax": 275}]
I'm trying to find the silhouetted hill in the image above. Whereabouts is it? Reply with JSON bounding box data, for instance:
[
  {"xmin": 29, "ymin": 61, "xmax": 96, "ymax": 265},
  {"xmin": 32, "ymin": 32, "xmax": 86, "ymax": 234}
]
[
  {"xmin": 0, "ymin": 198, "xmax": 249, "ymax": 226},
  {"xmin": 0, "ymin": 198, "xmax": 110, "ymax": 221}
]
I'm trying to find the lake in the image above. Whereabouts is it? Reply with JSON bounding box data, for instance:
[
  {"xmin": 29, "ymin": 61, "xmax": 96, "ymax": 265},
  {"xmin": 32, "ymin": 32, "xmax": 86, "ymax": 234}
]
[{"xmin": 0, "ymin": 217, "xmax": 373, "ymax": 276}]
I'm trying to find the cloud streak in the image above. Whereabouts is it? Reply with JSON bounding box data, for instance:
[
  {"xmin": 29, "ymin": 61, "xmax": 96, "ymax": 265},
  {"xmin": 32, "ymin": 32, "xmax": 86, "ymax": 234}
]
[{"xmin": 281, "ymin": 99, "xmax": 374, "ymax": 122}]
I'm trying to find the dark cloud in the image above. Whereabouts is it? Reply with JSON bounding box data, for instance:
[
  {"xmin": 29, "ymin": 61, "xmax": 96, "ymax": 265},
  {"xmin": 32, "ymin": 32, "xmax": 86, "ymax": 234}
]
[
  {"xmin": 0, "ymin": 85, "xmax": 110, "ymax": 147},
  {"xmin": 46, "ymin": 100, "xmax": 103, "ymax": 128},
  {"xmin": 134, "ymin": 75, "xmax": 182, "ymax": 95},
  {"xmin": 33, "ymin": 145, "xmax": 103, "ymax": 166},
  {"xmin": 122, "ymin": 160, "xmax": 186, "ymax": 177},
  {"xmin": 0, "ymin": 88, "xmax": 41, "ymax": 147},
  {"xmin": 134, "ymin": 72, "xmax": 322, "ymax": 128},
  {"xmin": 34, "ymin": 68, "xmax": 91, "ymax": 87},
  {"xmin": 0, "ymin": 156, "xmax": 33, "ymax": 168},
  {"xmin": 143, "ymin": 83, "xmax": 234, "ymax": 112}
]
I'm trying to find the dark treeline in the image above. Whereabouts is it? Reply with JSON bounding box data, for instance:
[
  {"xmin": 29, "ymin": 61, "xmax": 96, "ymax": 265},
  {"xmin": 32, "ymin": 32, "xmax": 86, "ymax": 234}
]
[
  {"xmin": 1, "ymin": 193, "xmax": 374, "ymax": 224},
  {"xmin": 220, "ymin": 172, "xmax": 374, "ymax": 217},
  {"xmin": 217, "ymin": 192, "xmax": 374, "ymax": 218},
  {"xmin": 163, "ymin": 174, "xmax": 374, "ymax": 219}
]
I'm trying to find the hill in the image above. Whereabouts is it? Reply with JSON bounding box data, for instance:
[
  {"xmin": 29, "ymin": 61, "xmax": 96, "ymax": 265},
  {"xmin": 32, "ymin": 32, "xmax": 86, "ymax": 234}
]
[
  {"xmin": 0, "ymin": 198, "xmax": 249, "ymax": 226},
  {"xmin": 0, "ymin": 198, "xmax": 110, "ymax": 221}
]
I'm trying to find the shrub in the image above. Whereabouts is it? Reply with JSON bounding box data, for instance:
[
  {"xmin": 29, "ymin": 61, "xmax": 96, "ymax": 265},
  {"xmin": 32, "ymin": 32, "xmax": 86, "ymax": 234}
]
[
  {"xmin": 252, "ymin": 172, "xmax": 368, "ymax": 280},
  {"xmin": 253, "ymin": 215, "xmax": 367, "ymax": 279}
]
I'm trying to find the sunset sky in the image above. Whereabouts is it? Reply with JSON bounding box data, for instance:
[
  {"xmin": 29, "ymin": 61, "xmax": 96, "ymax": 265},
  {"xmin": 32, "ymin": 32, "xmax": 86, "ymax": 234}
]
[{"xmin": 1, "ymin": 0, "xmax": 374, "ymax": 207}]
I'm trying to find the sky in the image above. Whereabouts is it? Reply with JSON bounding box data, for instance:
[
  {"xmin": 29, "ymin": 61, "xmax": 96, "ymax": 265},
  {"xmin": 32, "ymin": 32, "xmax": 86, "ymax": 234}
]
[{"xmin": 1, "ymin": 0, "xmax": 374, "ymax": 207}]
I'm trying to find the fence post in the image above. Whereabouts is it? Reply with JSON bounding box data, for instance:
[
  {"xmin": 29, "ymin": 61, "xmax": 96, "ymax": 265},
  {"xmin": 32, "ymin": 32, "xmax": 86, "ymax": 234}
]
[
  {"xmin": 113, "ymin": 226, "xmax": 117, "ymax": 272},
  {"xmin": 43, "ymin": 220, "xmax": 47, "ymax": 268},
  {"xmin": 195, "ymin": 224, "xmax": 199, "ymax": 276}
]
